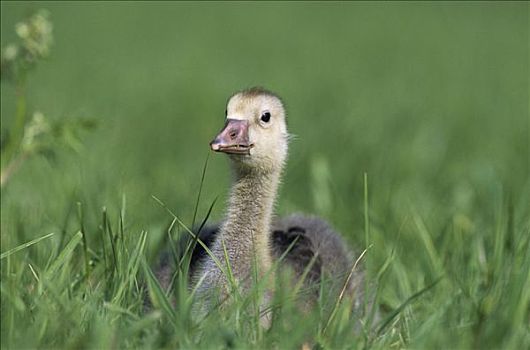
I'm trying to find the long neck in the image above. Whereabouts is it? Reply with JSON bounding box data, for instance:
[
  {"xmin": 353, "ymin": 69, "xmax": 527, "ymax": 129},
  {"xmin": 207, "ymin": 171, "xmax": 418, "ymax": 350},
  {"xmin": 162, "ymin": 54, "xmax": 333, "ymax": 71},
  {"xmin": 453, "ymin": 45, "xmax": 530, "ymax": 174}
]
[{"xmin": 218, "ymin": 166, "xmax": 281, "ymax": 277}]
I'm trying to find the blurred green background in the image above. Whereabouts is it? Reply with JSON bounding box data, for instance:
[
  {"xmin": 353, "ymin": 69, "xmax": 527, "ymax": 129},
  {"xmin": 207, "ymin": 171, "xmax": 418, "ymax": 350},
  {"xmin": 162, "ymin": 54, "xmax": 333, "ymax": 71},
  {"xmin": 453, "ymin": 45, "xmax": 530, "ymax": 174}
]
[
  {"xmin": 1, "ymin": 2, "xmax": 528, "ymax": 347},
  {"xmin": 2, "ymin": 1, "xmax": 526, "ymax": 238},
  {"xmin": 2, "ymin": 0, "xmax": 529, "ymax": 274}
]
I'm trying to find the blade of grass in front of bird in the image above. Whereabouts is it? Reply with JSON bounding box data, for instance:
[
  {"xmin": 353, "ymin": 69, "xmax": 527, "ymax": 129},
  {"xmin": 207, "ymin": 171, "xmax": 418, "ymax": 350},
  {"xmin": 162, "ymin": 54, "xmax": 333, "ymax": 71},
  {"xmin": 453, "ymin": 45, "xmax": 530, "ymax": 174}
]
[
  {"xmin": 221, "ymin": 237, "xmax": 239, "ymax": 301},
  {"xmin": 191, "ymin": 152, "xmax": 210, "ymax": 229},
  {"xmin": 291, "ymin": 252, "xmax": 320, "ymax": 299},
  {"xmin": 197, "ymin": 196, "xmax": 218, "ymax": 234},
  {"xmin": 178, "ymin": 196, "xmax": 218, "ymax": 275},
  {"xmin": 163, "ymin": 217, "xmax": 180, "ymax": 293},
  {"xmin": 323, "ymin": 247, "xmax": 369, "ymax": 336},
  {"xmin": 152, "ymin": 195, "xmax": 226, "ymax": 276},
  {"xmin": 257, "ymin": 236, "xmax": 304, "ymax": 320}
]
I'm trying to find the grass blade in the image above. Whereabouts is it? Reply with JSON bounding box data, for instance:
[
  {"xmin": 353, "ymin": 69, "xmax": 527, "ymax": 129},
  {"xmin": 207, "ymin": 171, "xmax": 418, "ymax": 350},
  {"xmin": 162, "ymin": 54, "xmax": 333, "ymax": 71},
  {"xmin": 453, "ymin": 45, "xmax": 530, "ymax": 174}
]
[
  {"xmin": 45, "ymin": 231, "xmax": 82, "ymax": 278},
  {"xmin": 0, "ymin": 233, "xmax": 54, "ymax": 260},
  {"xmin": 151, "ymin": 195, "xmax": 226, "ymax": 276},
  {"xmin": 77, "ymin": 202, "xmax": 90, "ymax": 280},
  {"xmin": 323, "ymin": 247, "xmax": 369, "ymax": 335},
  {"xmin": 177, "ymin": 196, "xmax": 218, "ymax": 275},
  {"xmin": 142, "ymin": 259, "xmax": 176, "ymax": 322},
  {"xmin": 191, "ymin": 152, "xmax": 210, "ymax": 229},
  {"xmin": 376, "ymin": 276, "xmax": 443, "ymax": 335}
]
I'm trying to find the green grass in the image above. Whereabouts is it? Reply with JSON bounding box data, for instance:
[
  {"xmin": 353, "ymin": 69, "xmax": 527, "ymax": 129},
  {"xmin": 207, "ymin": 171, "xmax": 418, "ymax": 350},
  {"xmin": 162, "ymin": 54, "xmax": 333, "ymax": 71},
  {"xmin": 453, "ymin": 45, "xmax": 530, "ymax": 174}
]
[{"xmin": 1, "ymin": 2, "xmax": 529, "ymax": 349}]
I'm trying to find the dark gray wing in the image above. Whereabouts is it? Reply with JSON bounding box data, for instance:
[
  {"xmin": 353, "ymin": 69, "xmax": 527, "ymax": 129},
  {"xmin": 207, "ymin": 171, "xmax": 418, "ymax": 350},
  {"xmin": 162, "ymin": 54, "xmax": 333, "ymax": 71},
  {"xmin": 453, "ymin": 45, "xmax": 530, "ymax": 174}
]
[
  {"xmin": 171, "ymin": 214, "xmax": 362, "ymax": 298},
  {"xmin": 272, "ymin": 214, "xmax": 360, "ymax": 288}
]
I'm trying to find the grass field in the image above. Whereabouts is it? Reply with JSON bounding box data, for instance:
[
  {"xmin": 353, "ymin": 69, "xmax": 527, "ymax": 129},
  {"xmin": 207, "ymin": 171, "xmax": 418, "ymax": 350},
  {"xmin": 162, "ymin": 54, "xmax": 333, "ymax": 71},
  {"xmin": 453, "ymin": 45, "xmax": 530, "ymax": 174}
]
[{"xmin": 1, "ymin": 2, "xmax": 529, "ymax": 349}]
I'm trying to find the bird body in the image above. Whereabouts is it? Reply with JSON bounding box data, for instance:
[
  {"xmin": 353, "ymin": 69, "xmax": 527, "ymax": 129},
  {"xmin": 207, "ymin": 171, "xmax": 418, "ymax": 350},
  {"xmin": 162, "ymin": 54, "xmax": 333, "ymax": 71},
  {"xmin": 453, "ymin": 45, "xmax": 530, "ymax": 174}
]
[
  {"xmin": 176, "ymin": 87, "xmax": 363, "ymax": 320},
  {"xmin": 194, "ymin": 165, "xmax": 280, "ymax": 298}
]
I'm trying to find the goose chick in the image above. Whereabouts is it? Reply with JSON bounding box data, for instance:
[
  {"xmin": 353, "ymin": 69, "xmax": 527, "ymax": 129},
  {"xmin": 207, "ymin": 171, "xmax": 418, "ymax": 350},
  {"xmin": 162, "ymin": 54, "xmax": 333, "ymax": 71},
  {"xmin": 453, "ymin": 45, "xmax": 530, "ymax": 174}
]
[
  {"xmin": 194, "ymin": 88, "xmax": 287, "ymax": 305},
  {"xmin": 190, "ymin": 87, "xmax": 363, "ymax": 317}
]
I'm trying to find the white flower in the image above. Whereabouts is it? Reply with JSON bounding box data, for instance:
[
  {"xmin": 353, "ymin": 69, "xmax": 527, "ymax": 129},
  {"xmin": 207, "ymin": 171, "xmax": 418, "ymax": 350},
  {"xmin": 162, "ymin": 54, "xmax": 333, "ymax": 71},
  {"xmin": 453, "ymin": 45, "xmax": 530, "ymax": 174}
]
[
  {"xmin": 2, "ymin": 44, "xmax": 18, "ymax": 61},
  {"xmin": 22, "ymin": 111, "xmax": 51, "ymax": 150},
  {"xmin": 15, "ymin": 23, "xmax": 30, "ymax": 39},
  {"xmin": 33, "ymin": 12, "xmax": 52, "ymax": 35}
]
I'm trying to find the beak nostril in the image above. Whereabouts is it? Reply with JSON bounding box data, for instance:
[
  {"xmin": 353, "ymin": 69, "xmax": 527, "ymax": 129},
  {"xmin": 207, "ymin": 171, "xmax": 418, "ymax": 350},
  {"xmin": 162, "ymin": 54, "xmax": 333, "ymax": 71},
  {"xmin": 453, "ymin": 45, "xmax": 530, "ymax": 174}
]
[{"xmin": 212, "ymin": 119, "xmax": 250, "ymax": 153}]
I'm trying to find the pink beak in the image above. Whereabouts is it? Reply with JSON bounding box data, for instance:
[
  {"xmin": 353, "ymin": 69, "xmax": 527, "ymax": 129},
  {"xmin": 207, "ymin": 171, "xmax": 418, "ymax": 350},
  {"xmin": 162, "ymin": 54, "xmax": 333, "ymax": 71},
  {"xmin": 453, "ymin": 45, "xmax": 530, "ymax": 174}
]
[{"xmin": 210, "ymin": 119, "xmax": 253, "ymax": 155}]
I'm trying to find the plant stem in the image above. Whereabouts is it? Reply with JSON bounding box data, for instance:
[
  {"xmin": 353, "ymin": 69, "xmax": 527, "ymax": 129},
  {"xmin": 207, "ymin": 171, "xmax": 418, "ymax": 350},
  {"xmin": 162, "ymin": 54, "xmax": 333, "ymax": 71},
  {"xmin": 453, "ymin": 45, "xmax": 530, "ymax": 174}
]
[
  {"xmin": 363, "ymin": 172, "xmax": 370, "ymax": 315},
  {"xmin": 2, "ymin": 78, "xmax": 27, "ymax": 169},
  {"xmin": 0, "ymin": 151, "xmax": 29, "ymax": 188}
]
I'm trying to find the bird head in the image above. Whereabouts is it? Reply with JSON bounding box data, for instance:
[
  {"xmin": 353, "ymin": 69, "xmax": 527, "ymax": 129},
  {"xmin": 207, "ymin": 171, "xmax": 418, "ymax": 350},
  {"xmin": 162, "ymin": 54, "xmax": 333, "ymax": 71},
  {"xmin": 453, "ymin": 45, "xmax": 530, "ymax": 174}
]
[{"xmin": 210, "ymin": 87, "xmax": 289, "ymax": 173}]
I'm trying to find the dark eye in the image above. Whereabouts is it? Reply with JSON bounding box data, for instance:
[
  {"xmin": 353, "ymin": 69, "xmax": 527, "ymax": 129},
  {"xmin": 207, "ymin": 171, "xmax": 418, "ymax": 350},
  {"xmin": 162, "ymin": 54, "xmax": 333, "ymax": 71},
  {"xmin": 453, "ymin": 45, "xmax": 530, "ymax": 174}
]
[
  {"xmin": 225, "ymin": 109, "xmax": 228, "ymax": 116},
  {"xmin": 260, "ymin": 112, "xmax": 271, "ymax": 123}
]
